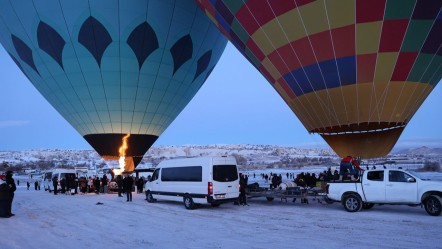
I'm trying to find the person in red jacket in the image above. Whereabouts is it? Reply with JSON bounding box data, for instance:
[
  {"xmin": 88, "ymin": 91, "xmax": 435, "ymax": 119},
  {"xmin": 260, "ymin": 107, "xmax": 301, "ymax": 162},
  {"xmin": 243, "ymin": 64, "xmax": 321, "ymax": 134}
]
[{"xmin": 339, "ymin": 156, "xmax": 362, "ymax": 181}]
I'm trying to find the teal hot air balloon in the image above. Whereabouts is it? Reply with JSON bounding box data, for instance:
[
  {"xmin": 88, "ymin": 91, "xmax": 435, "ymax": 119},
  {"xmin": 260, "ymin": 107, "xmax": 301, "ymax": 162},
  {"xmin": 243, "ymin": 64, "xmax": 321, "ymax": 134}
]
[{"xmin": 0, "ymin": 0, "xmax": 227, "ymax": 168}]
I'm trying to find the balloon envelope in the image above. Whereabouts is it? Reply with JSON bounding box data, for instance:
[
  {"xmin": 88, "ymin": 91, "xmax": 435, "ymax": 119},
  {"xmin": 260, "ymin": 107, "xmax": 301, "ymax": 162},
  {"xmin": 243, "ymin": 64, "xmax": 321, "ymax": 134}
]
[
  {"xmin": 0, "ymin": 0, "xmax": 227, "ymax": 165},
  {"xmin": 196, "ymin": 0, "xmax": 442, "ymax": 158}
]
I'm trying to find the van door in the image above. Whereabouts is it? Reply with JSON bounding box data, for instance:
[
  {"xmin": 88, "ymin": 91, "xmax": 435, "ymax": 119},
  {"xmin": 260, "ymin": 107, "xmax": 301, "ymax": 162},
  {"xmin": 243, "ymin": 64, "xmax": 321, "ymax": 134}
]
[
  {"xmin": 212, "ymin": 164, "xmax": 239, "ymax": 199},
  {"xmin": 44, "ymin": 172, "xmax": 52, "ymax": 191},
  {"xmin": 149, "ymin": 168, "xmax": 161, "ymax": 195}
]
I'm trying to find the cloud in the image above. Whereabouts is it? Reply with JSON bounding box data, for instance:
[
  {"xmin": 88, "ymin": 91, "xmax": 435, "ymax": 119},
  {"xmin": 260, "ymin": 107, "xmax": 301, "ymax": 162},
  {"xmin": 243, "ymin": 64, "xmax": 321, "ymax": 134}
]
[{"xmin": 0, "ymin": 120, "xmax": 30, "ymax": 128}]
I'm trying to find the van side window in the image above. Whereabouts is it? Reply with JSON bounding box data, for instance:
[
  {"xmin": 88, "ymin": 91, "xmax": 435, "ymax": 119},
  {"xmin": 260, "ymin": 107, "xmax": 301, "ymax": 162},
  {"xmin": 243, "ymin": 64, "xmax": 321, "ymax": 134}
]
[
  {"xmin": 151, "ymin": 169, "xmax": 160, "ymax": 181},
  {"xmin": 367, "ymin": 171, "xmax": 384, "ymax": 181},
  {"xmin": 161, "ymin": 166, "xmax": 202, "ymax": 182}
]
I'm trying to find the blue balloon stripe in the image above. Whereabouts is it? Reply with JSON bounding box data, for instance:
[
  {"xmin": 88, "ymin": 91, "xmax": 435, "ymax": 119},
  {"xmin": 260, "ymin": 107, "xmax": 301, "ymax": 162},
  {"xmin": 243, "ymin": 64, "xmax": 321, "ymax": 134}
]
[{"xmin": 283, "ymin": 56, "xmax": 357, "ymax": 96}]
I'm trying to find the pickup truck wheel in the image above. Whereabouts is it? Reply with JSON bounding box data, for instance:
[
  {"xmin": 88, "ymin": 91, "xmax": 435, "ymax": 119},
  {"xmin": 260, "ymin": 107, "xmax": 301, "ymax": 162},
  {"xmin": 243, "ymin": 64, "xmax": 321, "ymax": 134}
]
[
  {"xmin": 424, "ymin": 195, "xmax": 442, "ymax": 216},
  {"xmin": 343, "ymin": 194, "xmax": 362, "ymax": 212},
  {"xmin": 184, "ymin": 195, "xmax": 195, "ymax": 210},
  {"xmin": 362, "ymin": 203, "xmax": 374, "ymax": 210}
]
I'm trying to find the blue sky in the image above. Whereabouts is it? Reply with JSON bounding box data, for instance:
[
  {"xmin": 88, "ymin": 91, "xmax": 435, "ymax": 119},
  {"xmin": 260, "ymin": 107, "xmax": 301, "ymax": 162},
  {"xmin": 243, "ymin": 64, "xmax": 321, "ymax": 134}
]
[{"xmin": 0, "ymin": 42, "xmax": 441, "ymax": 151}]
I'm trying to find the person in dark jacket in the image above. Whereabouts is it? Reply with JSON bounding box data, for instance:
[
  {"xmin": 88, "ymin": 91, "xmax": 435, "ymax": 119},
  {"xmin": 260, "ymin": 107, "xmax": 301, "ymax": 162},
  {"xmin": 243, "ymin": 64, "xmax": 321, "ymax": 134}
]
[
  {"xmin": 52, "ymin": 176, "xmax": 58, "ymax": 195},
  {"xmin": 116, "ymin": 175, "xmax": 123, "ymax": 197},
  {"xmin": 123, "ymin": 175, "xmax": 134, "ymax": 202},
  {"xmin": 0, "ymin": 174, "xmax": 11, "ymax": 218},
  {"xmin": 136, "ymin": 177, "xmax": 144, "ymax": 193},
  {"xmin": 61, "ymin": 177, "xmax": 67, "ymax": 194},
  {"xmin": 238, "ymin": 173, "xmax": 248, "ymax": 206},
  {"xmin": 5, "ymin": 171, "xmax": 16, "ymax": 216},
  {"xmin": 93, "ymin": 177, "xmax": 101, "ymax": 194},
  {"xmin": 101, "ymin": 174, "xmax": 108, "ymax": 193}
]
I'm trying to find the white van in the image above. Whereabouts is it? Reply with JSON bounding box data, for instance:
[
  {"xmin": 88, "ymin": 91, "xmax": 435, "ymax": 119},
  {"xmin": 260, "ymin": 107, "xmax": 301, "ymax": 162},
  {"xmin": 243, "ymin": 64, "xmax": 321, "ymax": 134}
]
[
  {"xmin": 144, "ymin": 156, "xmax": 240, "ymax": 209},
  {"xmin": 43, "ymin": 169, "xmax": 77, "ymax": 192}
]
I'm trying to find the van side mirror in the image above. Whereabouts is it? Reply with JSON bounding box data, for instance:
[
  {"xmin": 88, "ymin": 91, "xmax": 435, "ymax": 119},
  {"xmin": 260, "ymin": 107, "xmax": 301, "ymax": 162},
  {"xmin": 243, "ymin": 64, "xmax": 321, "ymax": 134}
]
[{"xmin": 407, "ymin": 178, "xmax": 416, "ymax": 183}]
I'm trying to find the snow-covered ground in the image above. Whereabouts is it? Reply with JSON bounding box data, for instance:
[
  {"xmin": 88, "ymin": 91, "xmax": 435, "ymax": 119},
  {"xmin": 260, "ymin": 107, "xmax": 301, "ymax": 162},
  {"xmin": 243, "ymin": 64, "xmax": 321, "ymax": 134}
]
[{"xmin": 2, "ymin": 171, "xmax": 442, "ymax": 249}]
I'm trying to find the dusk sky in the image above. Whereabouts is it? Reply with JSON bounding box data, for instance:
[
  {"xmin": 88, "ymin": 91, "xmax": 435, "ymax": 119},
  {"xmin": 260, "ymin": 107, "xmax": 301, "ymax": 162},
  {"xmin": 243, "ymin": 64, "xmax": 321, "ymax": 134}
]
[{"xmin": 1, "ymin": 42, "xmax": 441, "ymax": 151}]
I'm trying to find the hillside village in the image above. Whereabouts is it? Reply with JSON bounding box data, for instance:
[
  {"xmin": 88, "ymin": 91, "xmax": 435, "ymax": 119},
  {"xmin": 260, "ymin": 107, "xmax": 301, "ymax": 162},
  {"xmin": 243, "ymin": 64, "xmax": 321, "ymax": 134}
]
[{"xmin": 1, "ymin": 145, "xmax": 441, "ymax": 174}]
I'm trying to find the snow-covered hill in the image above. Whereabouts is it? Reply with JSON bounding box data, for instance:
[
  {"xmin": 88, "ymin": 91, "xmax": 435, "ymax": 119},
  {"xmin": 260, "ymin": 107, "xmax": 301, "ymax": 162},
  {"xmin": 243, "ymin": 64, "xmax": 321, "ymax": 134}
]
[
  {"xmin": 1, "ymin": 145, "xmax": 441, "ymax": 173},
  {"xmin": 0, "ymin": 145, "xmax": 337, "ymax": 170}
]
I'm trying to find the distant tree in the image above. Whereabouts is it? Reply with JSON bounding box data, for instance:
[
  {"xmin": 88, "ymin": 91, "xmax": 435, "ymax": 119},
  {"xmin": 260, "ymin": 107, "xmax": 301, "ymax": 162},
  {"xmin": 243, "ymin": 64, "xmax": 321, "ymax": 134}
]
[
  {"xmin": 417, "ymin": 161, "xmax": 441, "ymax": 172},
  {"xmin": 232, "ymin": 154, "xmax": 247, "ymax": 165},
  {"xmin": 183, "ymin": 147, "xmax": 192, "ymax": 157},
  {"xmin": 1, "ymin": 161, "xmax": 9, "ymax": 169}
]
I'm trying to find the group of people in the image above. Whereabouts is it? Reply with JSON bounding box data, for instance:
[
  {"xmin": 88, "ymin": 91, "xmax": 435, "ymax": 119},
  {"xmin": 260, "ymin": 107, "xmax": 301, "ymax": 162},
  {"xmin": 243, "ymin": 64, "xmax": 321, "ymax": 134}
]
[
  {"xmin": 49, "ymin": 173, "xmax": 144, "ymax": 199},
  {"xmin": 0, "ymin": 171, "xmax": 16, "ymax": 218},
  {"xmin": 52, "ymin": 174, "xmax": 79, "ymax": 195},
  {"xmin": 114, "ymin": 174, "xmax": 135, "ymax": 201}
]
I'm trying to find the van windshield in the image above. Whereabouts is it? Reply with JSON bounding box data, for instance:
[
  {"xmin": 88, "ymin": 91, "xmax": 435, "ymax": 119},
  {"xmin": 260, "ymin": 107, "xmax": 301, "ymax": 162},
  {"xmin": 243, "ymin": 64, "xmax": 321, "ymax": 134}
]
[
  {"xmin": 213, "ymin": 165, "xmax": 238, "ymax": 182},
  {"xmin": 60, "ymin": 173, "xmax": 76, "ymax": 179}
]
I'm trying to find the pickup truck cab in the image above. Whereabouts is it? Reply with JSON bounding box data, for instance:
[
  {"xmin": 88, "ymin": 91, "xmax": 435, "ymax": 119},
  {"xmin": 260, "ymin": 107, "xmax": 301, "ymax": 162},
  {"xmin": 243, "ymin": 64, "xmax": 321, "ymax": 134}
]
[{"xmin": 326, "ymin": 169, "xmax": 442, "ymax": 216}]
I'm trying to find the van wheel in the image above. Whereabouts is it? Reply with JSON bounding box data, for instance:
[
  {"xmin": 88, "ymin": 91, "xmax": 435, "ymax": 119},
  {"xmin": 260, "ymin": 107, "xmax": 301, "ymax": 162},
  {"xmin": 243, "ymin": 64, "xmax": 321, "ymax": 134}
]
[
  {"xmin": 146, "ymin": 191, "xmax": 155, "ymax": 203},
  {"xmin": 211, "ymin": 203, "xmax": 220, "ymax": 207},
  {"xmin": 343, "ymin": 194, "xmax": 362, "ymax": 212},
  {"xmin": 424, "ymin": 195, "xmax": 442, "ymax": 216},
  {"xmin": 183, "ymin": 195, "xmax": 195, "ymax": 210}
]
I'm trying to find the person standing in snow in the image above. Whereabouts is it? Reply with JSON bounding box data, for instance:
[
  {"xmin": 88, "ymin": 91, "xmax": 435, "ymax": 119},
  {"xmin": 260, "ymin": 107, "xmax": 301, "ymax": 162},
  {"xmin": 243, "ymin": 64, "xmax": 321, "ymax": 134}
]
[
  {"xmin": 116, "ymin": 175, "xmax": 123, "ymax": 197},
  {"xmin": 238, "ymin": 173, "xmax": 248, "ymax": 206},
  {"xmin": 101, "ymin": 174, "xmax": 108, "ymax": 193},
  {"xmin": 5, "ymin": 171, "xmax": 16, "ymax": 216},
  {"xmin": 52, "ymin": 176, "xmax": 58, "ymax": 195},
  {"xmin": 123, "ymin": 174, "xmax": 134, "ymax": 202},
  {"xmin": 93, "ymin": 177, "xmax": 101, "ymax": 194},
  {"xmin": 0, "ymin": 174, "xmax": 11, "ymax": 218}
]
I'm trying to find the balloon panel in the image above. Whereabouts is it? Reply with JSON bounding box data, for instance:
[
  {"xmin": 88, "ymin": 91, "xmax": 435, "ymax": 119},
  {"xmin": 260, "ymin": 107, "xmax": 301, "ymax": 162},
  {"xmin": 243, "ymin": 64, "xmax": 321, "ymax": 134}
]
[
  {"xmin": 0, "ymin": 0, "xmax": 227, "ymax": 163},
  {"xmin": 196, "ymin": 0, "xmax": 442, "ymax": 158}
]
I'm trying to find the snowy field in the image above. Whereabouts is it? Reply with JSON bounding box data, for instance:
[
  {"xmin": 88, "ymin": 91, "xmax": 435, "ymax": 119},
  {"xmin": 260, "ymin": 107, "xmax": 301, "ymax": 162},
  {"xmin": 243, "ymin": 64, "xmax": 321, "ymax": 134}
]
[{"xmin": 2, "ymin": 171, "xmax": 442, "ymax": 249}]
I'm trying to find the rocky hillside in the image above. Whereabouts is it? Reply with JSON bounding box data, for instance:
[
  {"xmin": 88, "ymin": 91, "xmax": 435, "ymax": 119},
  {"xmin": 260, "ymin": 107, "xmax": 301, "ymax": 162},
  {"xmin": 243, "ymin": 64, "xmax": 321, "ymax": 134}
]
[{"xmin": 396, "ymin": 146, "xmax": 442, "ymax": 156}]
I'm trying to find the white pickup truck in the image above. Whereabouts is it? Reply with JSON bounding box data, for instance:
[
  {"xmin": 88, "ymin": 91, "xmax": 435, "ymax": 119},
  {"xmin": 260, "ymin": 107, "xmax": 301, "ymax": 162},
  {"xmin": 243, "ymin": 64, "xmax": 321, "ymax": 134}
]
[{"xmin": 326, "ymin": 169, "xmax": 442, "ymax": 216}]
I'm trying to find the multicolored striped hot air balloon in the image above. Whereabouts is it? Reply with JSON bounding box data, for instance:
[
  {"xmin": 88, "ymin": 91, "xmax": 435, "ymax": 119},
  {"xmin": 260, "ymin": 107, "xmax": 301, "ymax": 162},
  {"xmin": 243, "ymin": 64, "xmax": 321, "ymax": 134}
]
[
  {"xmin": 196, "ymin": 0, "xmax": 442, "ymax": 158},
  {"xmin": 0, "ymin": 0, "xmax": 227, "ymax": 169}
]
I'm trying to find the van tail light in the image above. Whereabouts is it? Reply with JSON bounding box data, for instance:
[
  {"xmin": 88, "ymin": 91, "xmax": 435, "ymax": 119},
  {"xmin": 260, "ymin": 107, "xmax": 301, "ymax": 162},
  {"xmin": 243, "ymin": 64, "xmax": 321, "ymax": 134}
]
[{"xmin": 208, "ymin": 182, "xmax": 213, "ymax": 195}]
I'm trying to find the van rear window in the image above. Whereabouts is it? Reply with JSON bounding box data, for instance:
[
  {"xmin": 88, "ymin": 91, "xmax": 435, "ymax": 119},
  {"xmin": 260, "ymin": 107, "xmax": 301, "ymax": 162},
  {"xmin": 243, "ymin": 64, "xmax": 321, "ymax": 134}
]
[
  {"xmin": 213, "ymin": 165, "xmax": 238, "ymax": 182},
  {"xmin": 162, "ymin": 166, "xmax": 202, "ymax": 182}
]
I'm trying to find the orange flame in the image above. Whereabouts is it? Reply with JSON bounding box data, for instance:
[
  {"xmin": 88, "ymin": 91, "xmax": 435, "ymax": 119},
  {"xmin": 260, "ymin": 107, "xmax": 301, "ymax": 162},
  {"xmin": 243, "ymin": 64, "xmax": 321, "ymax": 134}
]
[
  {"xmin": 119, "ymin": 133, "xmax": 131, "ymax": 157},
  {"xmin": 118, "ymin": 134, "xmax": 131, "ymax": 174}
]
